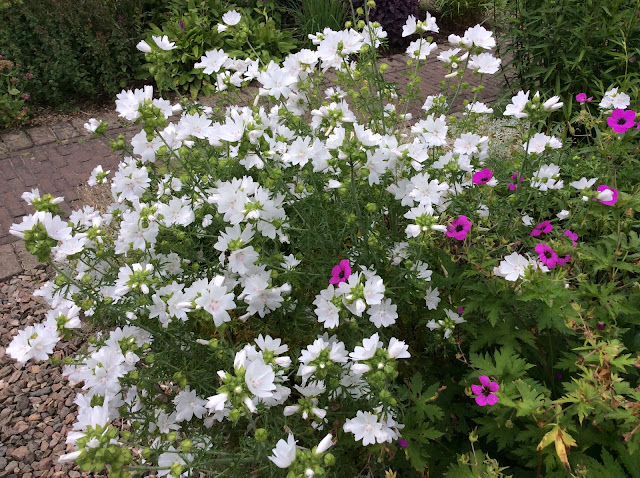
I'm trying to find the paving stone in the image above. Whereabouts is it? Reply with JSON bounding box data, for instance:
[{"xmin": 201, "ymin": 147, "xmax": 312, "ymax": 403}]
[
  {"xmin": 0, "ymin": 140, "xmax": 8, "ymax": 156},
  {"xmin": 49, "ymin": 122, "xmax": 79, "ymax": 143},
  {"xmin": 27, "ymin": 127, "xmax": 57, "ymax": 146},
  {"xmin": 11, "ymin": 241, "xmax": 42, "ymax": 272},
  {"xmin": 0, "ymin": 244, "xmax": 22, "ymax": 280},
  {"xmin": 0, "ymin": 130, "xmax": 33, "ymax": 152}
]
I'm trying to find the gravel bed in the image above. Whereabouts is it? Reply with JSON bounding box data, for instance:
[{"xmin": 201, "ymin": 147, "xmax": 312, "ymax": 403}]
[{"xmin": 0, "ymin": 267, "xmax": 105, "ymax": 478}]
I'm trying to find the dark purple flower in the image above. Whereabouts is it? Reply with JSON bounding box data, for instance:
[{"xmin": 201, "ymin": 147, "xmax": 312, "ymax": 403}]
[
  {"xmin": 531, "ymin": 220, "xmax": 553, "ymax": 237},
  {"xmin": 446, "ymin": 216, "xmax": 471, "ymax": 241},
  {"xmin": 555, "ymin": 372, "xmax": 563, "ymax": 380},
  {"xmin": 398, "ymin": 438, "xmax": 408, "ymax": 448},
  {"xmin": 472, "ymin": 168, "xmax": 493, "ymax": 185},
  {"xmin": 575, "ymin": 93, "xmax": 593, "ymax": 103},
  {"xmin": 535, "ymin": 243, "xmax": 560, "ymax": 268},
  {"xmin": 596, "ymin": 185, "xmax": 618, "ymax": 205},
  {"xmin": 329, "ymin": 259, "xmax": 351, "ymax": 285},
  {"xmin": 457, "ymin": 306, "xmax": 464, "ymax": 315},
  {"xmin": 596, "ymin": 323, "xmax": 605, "ymax": 330},
  {"xmin": 471, "ymin": 375, "xmax": 499, "ymax": 406},
  {"xmin": 606, "ymin": 109, "xmax": 636, "ymax": 133}
]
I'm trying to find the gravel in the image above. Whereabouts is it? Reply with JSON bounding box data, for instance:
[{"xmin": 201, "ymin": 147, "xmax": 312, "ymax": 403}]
[{"xmin": 0, "ymin": 266, "xmax": 105, "ymax": 478}]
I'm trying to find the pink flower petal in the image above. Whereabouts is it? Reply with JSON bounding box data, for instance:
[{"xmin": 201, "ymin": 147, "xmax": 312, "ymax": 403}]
[
  {"xmin": 488, "ymin": 381, "xmax": 499, "ymax": 392},
  {"xmin": 475, "ymin": 394, "xmax": 488, "ymax": 406},
  {"xmin": 485, "ymin": 393, "xmax": 499, "ymax": 406},
  {"xmin": 478, "ymin": 375, "xmax": 490, "ymax": 387},
  {"xmin": 471, "ymin": 384, "xmax": 483, "ymax": 396}
]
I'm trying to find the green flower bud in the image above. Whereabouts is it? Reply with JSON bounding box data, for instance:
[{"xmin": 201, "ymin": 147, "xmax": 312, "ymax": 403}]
[
  {"xmin": 324, "ymin": 453, "xmax": 336, "ymax": 466},
  {"xmin": 255, "ymin": 428, "xmax": 268, "ymax": 442},
  {"xmin": 181, "ymin": 439, "xmax": 192, "ymax": 452}
]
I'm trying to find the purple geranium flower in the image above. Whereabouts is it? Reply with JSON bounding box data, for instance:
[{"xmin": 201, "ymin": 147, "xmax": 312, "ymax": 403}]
[
  {"xmin": 535, "ymin": 243, "xmax": 560, "ymax": 268},
  {"xmin": 564, "ymin": 230, "xmax": 578, "ymax": 247},
  {"xmin": 606, "ymin": 109, "xmax": 636, "ymax": 133},
  {"xmin": 472, "ymin": 168, "xmax": 493, "ymax": 185},
  {"xmin": 329, "ymin": 259, "xmax": 351, "ymax": 285},
  {"xmin": 397, "ymin": 438, "xmax": 409, "ymax": 448},
  {"xmin": 446, "ymin": 216, "xmax": 471, "ymax": 240},
  {"xmin": 596, "ymin": 185, "xmax": 618, "ymax": 205},
  {"xmin": 531, "ymin": 220, "xmax": 553, "ymax": 237},
  {"xmin": 471, "ymin": 375, "xmax": 499, "ymax": 406},
  {"xmin": 575, "ymin": 93, "xmax": 593, "ymax": 103}
]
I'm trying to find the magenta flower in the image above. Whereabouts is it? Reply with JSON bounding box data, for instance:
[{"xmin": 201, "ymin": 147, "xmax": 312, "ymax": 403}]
[
  {"xmin": 457, "ymin": 306, "xmax": 464, "ymax": 315},
  {"xmin": 531, "ymin": 220, "xmax": 553, "ymax": 237},
  {"xmin": 472, "ymin": 168, "xmax": 493, "ymax": 185},
  {"xmin": 575, "ymin": 93, "xmax": 593, "ymax": 103},
  {"xmin": 564, "ymin": 230, "xmax": 578, "ymax": 247},
  {"xmin": 596, "ymin": 185, "xmax": 618, "ymax": 205},
  {"xmin": 535, "ymin": 243, "xmax": 560, "ymax": 268},
  {"xmin": 471, "ymin": 375, "xmax": 499, "ymax": 406},
  {"xmin": 508, "ymin": 171, "xmax": 525, "ymax": 190},
  {"xmin": 446, "ymin": 216, "xmax": 471, "ymax": 240},
  {"xmin": 329, "ymin": 259, "xmax": 351, "ymax": 285},
  {"xmin": 606, "ymin": 109, "xmax": 636, "ymax": 133},
  {"xmin": 397, "ymin": 438, "xmax": 408, "ymax": 448}
]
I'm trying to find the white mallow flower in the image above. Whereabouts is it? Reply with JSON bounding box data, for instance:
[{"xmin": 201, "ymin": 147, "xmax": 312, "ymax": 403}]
[
  {"xmin": 157, "ymin": 447, "xmax": 193, "ymax": 477},
  {"xmin": 493, "ymin": 252, "xmax": 531, "ymax": 281},
  {"xmin": 504, "ymin": 90, "xmax": 530, "ymax": 118},
  {"xmin": 402, "ymin": 15, "xmax": 418, "ymax": 37},
  {"xmin": 406, "ymin": 39, "xmax": 437, "ymax": 60},
  {"xmin": 136, "ymin": 40, "xmax": 151, "ymax": 53},
  {"xmin": 316, "ymin": 434, "xmax": 334, "ymax": 454},
  {"xmin": 461, "ymin": 25, "xmax": 496, "ymax": 50},
  {"xmin": 152, "ymin": 35, "xmax": 176, "ymax": 51},
  {"xmin": 597, "ymin": 188, "xmax": 614, "ymax": 202},
  {"xmin": 425, "ymin": 286, "xmax": 441, "ymax": 310},
  {"xmin": 7, "ymin": 322, "xmax": 60, "ymax": 363},
  {"xmin": 543, "ymin": 95, "xmax": 563, "ymax": 111},
  {"xmin": 531, "ymin": 163, "xmax": 564, "ymax": 191},
  {"xmin": 599, "ymin": 87, "xmax": 631, "ymax": 111},
  {"xmin": 367, "ymin": 299, "xmax": 398, "ymax": 328},
  {"xmin": 206, "ymin": 392, "xmax": 228, "ymax": 412},
  {"xmin": 314, "ymin": 285, "xmax": 340, "ymax": 329},
  {"xmin": 569, "ymin": 177, "xmax": 598, "ymax": 190},
  {"xmin": 84, "ymin": 118, "xmax": 100, "ymax": 133},
  {"xmin": 350, "ymin": 333, "xmax": 382, "ymax": 361},
  {"xmin": 269, "ymin": 434, "xmax": 297, "ymax": 468},
  {"xmin": 173, "ymin": 387, "xmax": 208, "ymax": 422},
  {"xmin": 194, "ymin": 49, "xmax": 229, "ymax": 75},
  {"xmin": 193, "ymin": 276, "xmax": 236, "ymax": 326},
  {"xmin": 245, "ymin": 357, "xmax": 276, "ymax": 398},
  {"xmin": 521, "ymin": 215, "xmax": 534, "ymax": 226},
  {"xmin": 387, "ymin": 338, "xmax": 410, "ymax": 359},
  {"xmin": 468, "ymin": 53, "xmax": 501, "ymax": 74},
  {"xmin": 343, "ymin": 411, "xmax": 383, "ymax": 446},
  {"xmin": 222, "ymin": 10, "xmax": 241, "ymax": 25},
  {"xmin": 557, "ymin": 210, "xmax": 570, "ymax": 220},
  {"xmin": 523, "ymin": 133, "xmax": 562, "ymax": 154}
]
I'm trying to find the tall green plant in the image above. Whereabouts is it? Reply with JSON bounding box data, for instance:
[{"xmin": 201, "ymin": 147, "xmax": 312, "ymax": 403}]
[
  {"xmin": 493, "ymin": 0, "xmax": 640, "ymax": 101},
  {"xmin": 276, "ymin": 0, "xmax": 349, "ymax": 45}
]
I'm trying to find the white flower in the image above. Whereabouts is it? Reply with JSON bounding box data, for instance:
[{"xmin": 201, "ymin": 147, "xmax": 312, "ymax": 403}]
[
  {"xmin": 7, "ymin": 322, "xmax": 60, "ymax": 363},
  {"xmin": 569, "ymin": 177, "xmax": 597, "ymax": 190},
  {"xmin": 343, "ymin": 411, "xmax": 383, "ymax": 446},
  {"xmin": 425, "ymin": 286, "xmax": 440, "ymax": 310},
  {"xmin": 461, "ymin": 25, "xmax": 496, "ymax": 50},
  {"xmin": 269, "ymin": 434, "xmax": 297, "ymax": 468},
  {"xmin": 245, "ymin": 357, "xmax": 276, "ymax": 398},
  {"xmin": 599, "ymin": 87, "xmax": 631, "ymax": 110},
  {"xmin": 387, "ymin": 338, "xmax": 410, "ymax": 359},
  {"xmin": 468, "ymin": 53, "xmax": 501, "ymax": 74},
  {"xmin": 173, "ymin": 387, "xmax": 208, "ymax": 422},
  {"xmin": 402, "ymin": 15, "xmax": 417, "ymax": 37},
  {"xmin": 84, "ymin": 118, "xmax": 100, "ymax": 133},
  {"xmin": 504, "ymin": 90, "xmax": 529, "ymax": 118},
  {"xmin": 350, "ymin": 333, "xmax": 381, "ymax": 361},
  {"xmin": 406, "ymin": 39, "xmax": 437, "ymax": 60},
  {"xmin": 315, "ymin": 434, "xmax": 334, "ymax": 454},
  {"xmin": 222, "ymin": 10, "xmax": 241, "ymax": 26},
  {"xmin": 152, "ymin": 35, "xmax": 176, "ymax": 51},
  {"xmin": 136, "ymin": 40, "xmax": 152, "ymax": 53},
  {"xmin": 494, "ymin": 252, "xmax": 531, "ymax": 281},
  {"xmin": 367, "ymin": 299, "xmax": 398, "ymax": 328},
  {"xmin": 557, "ymin": 210, "xmax": 570, "ymax": 220},
  {"xmin": 195, "ymin": 49, "xmax": 230, "ymax": 75}
]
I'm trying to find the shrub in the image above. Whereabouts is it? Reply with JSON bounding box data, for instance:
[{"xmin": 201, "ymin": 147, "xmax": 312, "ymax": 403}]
[
  {"xmin": 7, "ymin": 8, "xmax": 640, "ymax": 478},
  {"xmin": 0, "ymin": 56, "xmax": 32, "ymax": 127},
  {"xmin": 493, "ymin": 0, "xmax": 640, "ymax": 103},
  {"xmin": 427, "ymin": 0, "xmax": 487, "ymax": 21},
  {"xmin": 350, "ymin": 0, "xmax": 420, "ymax": 47},
  {"xmin": 0, "ymin": 0, "xmax": 162, "ymax": 108},
  {"xmin": 142, "ymin": 0, "xmax": 297, "ymax": 97}
]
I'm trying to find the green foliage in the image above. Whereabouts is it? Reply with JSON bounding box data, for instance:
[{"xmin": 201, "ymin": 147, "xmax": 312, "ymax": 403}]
[
  {"xmin": 0, "ymin": 57, "xmax": 31, "ymax": 127},
  {"xmin": 429, "ymin": 0, "xmax": 487, "ymax": 21},
  {"xmin": 143, "ymin": 0, "xmax": 297, "ymax": 97},
  {"xmin": 276, "ymin": 0, "xmax": 349, "ymax": 46},
  {"xmin": 493, "ymin": 0, "xmax": 640, "ymax": 100},
  {"xmin": 0, "ymin": 0, "xmax": 160, "ymax": 108}
]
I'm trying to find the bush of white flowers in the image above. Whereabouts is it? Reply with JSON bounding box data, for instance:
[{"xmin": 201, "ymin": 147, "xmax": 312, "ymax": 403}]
[{"xmin": 8, "ymin": 4, "xmax": 640, "ymax": 478}]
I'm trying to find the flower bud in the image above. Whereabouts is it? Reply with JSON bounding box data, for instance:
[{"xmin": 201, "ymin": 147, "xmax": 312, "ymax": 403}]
[
  {"xmin": 324, "ymin": 453, "xmax": 336, "ymax": 466},
  {"xmin": 255, "ymin": 428, "xmax": 268, "ymax": 442}
]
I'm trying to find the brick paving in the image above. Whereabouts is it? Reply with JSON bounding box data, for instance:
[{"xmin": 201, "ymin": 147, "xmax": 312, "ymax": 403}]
[{"xmin": 0, "ymin": 52, "xmax": 507, "ymax": 278}]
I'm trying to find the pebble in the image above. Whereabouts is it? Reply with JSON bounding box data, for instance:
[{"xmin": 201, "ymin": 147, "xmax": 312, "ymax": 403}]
[{"xmin": 0, "ymin": 270, "xmax": 106, "ymax": 478}]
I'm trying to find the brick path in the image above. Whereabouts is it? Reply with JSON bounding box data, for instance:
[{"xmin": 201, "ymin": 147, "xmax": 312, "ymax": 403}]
[{"xmin": 0, "ymin": 53, "xmax": 507, "ymax": 279}]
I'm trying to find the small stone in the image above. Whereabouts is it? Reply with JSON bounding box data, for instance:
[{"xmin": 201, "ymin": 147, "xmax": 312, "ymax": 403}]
[{"xmin": 10, "ymin": 445, "xmax": 31, "ymax": 461}]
